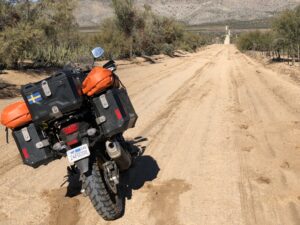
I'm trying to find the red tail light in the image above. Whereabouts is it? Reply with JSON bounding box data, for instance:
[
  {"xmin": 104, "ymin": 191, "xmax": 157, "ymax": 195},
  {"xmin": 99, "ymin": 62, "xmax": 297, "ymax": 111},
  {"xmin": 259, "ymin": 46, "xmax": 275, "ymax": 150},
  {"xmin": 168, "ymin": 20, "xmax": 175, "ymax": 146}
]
[{"xmin": 62, "ymin": 123, "xmax": 79, "ymax": 135}]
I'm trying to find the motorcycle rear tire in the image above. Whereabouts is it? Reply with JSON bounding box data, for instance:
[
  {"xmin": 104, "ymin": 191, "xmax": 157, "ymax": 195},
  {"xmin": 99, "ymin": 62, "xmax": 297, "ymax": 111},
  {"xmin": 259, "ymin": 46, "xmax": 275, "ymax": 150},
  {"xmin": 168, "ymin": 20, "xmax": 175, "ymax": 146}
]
[{"xmin": 82, "ymin": 162, "xmax": 124, "ymax": 220}]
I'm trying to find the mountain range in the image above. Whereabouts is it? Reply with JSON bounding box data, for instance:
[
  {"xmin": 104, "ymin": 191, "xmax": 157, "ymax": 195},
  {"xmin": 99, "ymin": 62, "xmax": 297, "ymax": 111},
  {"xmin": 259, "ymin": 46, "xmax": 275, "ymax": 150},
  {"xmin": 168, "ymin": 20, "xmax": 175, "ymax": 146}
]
[{"xmin": 75, "ymin": 0, "xmax": 300, "ymax": 26}]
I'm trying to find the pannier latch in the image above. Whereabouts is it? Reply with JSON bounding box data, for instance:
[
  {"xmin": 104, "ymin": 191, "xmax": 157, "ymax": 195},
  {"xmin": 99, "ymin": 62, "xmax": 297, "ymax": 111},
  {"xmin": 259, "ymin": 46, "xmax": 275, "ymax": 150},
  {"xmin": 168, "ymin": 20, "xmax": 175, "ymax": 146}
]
[
  {"xmin": 51, "ymin": 106, "xmax": 63, "ymax": 118},
  {"xmin": 21, "ymin": 127, "xmax": 31, "ymax": 142},
  {"xmin": 100, "ymin": 94, "xmax": 109, "ymax": 108},
  {"xmin": 41, "ymin": 80, "xmax": 52, "ymax": 97},
  {"xmin": 35, "ymin": 139, "xmax": 50, "ymax": 149},
  {"xmin": 96, "ymin": 116, "xmax": 106, "ymax": 125}
]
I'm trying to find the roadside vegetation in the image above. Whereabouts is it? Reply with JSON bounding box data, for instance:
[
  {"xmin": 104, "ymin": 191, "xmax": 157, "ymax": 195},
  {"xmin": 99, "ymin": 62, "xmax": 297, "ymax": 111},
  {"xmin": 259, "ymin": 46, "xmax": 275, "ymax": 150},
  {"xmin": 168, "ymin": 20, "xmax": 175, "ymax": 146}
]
[
  {"xmin": 0, "ymin": 0, "xmax": 210, "ymax": 70},
  {"xmin": 236, "ymin": 5, "xmax": 300, "ymax": 64},
  {"xmin": 0, "ymin": 0, "xmax": 86, "ymax": 69}
]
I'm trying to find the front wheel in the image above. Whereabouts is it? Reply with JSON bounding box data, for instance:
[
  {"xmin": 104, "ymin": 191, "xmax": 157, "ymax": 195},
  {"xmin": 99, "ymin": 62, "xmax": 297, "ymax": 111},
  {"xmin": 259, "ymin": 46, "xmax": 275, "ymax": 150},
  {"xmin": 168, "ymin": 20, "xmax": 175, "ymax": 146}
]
[{"xmin": 82, "ymin": 161, "xmax": 124, "ymax": 220}]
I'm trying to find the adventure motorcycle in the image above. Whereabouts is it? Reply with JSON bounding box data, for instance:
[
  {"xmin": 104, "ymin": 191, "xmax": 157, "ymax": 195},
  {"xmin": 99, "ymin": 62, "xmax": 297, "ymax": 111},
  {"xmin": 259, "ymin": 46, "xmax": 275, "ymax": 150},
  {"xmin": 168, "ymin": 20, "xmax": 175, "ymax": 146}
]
[{"xmin": 0, "ymin": 47, "xmax": 138, "ymax": 220}]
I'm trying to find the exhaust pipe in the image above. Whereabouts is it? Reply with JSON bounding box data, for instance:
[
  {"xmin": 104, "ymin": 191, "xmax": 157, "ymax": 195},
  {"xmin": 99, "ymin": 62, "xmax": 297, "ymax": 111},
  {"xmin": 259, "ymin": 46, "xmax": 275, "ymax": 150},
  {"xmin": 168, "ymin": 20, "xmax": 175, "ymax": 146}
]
[{"xmin": 105, "ymin": 140, "xmax": 131, "ymax": 171}]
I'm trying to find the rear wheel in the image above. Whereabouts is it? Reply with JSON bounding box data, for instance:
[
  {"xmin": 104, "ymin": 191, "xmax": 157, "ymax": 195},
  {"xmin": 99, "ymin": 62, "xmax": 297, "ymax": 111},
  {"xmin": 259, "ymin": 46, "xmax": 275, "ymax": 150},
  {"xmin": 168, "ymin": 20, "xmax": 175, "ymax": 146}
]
[{"xmin": 82, "ymin": 161, "xmax": 123, "ymax": 220}]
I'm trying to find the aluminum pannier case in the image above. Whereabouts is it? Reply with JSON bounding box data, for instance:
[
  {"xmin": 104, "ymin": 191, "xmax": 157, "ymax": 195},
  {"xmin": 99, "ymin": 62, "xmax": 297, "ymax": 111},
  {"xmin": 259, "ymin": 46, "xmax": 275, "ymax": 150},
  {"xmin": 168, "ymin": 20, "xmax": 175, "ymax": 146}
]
[
  {"xmin": 92, "ymin": 88, "xmax": 138, "ymax": 138},
  {"xmin": 21, "ymin": 72, "xmax": 83, "ymax": 124},
  {"xmin": 12, "ymin": 123, "xmax": 53, "ymax": 168}
]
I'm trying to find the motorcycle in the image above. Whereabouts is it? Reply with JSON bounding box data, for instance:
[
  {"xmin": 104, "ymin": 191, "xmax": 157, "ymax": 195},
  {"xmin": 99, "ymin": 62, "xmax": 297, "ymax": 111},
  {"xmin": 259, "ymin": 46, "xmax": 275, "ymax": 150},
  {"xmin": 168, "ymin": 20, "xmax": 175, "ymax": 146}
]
[{"xmin": 1, "ymin": 47, "xmax": 138, "ymax": 220}]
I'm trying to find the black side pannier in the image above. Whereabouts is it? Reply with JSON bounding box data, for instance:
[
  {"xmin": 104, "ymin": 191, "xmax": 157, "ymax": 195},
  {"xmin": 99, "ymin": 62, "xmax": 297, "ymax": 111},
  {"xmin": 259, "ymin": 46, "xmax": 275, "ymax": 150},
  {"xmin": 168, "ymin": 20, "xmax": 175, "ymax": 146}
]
[
  {"xmin": 92, "ymin": 88, "xmax": 138, "ymax": 138},
  {"xmin": 12, "ymin": 123, "xmax": 53, "ymax": 168},
  {"xmin": 21, "ymin": 72, "xmax": 83, "ymax": 124}
]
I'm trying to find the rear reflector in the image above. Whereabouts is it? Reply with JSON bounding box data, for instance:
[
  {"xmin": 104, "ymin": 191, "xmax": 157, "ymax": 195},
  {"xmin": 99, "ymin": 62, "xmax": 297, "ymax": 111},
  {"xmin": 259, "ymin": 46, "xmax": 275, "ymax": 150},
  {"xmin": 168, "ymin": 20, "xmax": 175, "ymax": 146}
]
[
  {"xmin": 62, "ymin": 123, "xmax": 79, "ymax": 135},
  {"xmin": 22, "ymin": 148, "xmax": 29, "ymax": 159},
  {"xmin": 67, "ymin": 139, "xmax": 79, "ymax": 146},
  {"xmin": 115, "ymin": 108, "xmax": 122, "ymax": 120}
]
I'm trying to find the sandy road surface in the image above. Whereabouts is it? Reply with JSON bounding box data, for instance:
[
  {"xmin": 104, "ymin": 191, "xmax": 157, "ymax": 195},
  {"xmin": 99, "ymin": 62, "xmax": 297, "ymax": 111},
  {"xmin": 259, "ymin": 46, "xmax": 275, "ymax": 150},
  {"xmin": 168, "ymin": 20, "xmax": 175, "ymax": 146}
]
[{"xmin": 0, "ymin": 45, "xmax": 300, "ymax": 225}]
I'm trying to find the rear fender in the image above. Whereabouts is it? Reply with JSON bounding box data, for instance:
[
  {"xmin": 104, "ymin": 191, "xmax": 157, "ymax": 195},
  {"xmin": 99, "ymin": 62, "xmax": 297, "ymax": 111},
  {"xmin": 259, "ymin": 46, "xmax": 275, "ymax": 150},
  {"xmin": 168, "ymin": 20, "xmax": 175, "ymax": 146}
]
[{"xmin": 75, "ymin": 157, "xmax": 89, "ymax": 174}]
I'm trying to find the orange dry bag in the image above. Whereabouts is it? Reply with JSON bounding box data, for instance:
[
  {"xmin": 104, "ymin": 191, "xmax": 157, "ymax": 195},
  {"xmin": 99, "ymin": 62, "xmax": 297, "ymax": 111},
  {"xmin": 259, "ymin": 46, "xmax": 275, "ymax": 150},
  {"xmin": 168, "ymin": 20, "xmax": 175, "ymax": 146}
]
[
  {"xmin": 0, "ymin": 101, "xmax": 32, "ymax": 129},
  {"xmin": 82, "ymin": 67, "xmax": 114, "ymax": 96}
]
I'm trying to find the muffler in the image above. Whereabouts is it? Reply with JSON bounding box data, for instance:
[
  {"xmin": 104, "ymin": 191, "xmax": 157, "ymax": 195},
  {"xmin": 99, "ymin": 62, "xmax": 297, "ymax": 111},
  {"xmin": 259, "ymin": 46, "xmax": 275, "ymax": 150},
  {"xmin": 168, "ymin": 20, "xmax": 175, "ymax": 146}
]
[{"xmin": 105, "ymin": 140, "xmax": 131, "ymax": 171}]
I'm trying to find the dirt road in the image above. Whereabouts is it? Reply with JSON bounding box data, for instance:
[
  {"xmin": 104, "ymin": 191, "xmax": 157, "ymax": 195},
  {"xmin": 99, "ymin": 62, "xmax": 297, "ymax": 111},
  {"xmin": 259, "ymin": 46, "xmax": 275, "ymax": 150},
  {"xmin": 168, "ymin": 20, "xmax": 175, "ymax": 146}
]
[{"xmin": 0, "ymin": 45, "xmax": 300, "ymax": 225}]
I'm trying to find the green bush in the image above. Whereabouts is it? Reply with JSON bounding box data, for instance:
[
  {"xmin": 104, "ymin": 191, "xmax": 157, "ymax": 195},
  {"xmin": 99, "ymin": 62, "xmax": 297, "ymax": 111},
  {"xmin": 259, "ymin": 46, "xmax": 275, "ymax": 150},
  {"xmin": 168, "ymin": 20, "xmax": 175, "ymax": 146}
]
[
  {"xmin": 236, "ymin": 30, "xmax": 274, "ymax": 52},
  {"xmin": 0, "ymin": 0, "xmax": 88, "ymax": 68},
  {"xmin": 0, "ymin": 0, "xmax": 209, "ymax": 69},
  {"xmin": 236, "ymin": 5, "xmax": 300, "ymax": 62},
  {"xmin": 95, "ymin": 1, "xmax": 207, "ymax": 58},
  {"xmin": 93, "ymin": 18, "xmax": 131, "ymax": 59},
  {"xmin": 0, "ymin": 22, "xmax": 42, "ymax": 68}
]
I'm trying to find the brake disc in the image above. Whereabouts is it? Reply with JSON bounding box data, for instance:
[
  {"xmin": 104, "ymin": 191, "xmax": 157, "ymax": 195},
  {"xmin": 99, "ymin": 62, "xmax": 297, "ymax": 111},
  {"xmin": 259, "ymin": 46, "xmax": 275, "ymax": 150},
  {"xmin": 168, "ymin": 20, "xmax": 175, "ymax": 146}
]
[{"xmin": 103, "ymin": 161, "xmax": 119, "ymax": 194}]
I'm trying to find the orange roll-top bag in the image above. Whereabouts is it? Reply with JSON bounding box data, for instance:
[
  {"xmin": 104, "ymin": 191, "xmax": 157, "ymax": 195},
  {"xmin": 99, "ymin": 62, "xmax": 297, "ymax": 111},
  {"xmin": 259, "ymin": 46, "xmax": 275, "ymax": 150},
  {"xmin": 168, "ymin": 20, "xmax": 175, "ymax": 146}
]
[
  {"xmin": 0, "ymin": 101, "xmax": 32, "ymax": 129},
  {"xmin": 82, "ymin": 67, "xmax": 114, "ymax": 97}
]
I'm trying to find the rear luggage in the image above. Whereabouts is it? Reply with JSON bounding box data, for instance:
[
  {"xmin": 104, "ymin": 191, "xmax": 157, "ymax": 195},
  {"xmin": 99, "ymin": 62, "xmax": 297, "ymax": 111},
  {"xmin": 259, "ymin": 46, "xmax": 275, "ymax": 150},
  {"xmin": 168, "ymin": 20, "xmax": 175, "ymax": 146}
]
[
  {"xmin": 0, "ymin": 101, "xmax": 32, "ymax": 129},
  {"xmin": 21, "ymin": 72, "xmax": 83, "ymax": 124},
  {"xmin": 12, "ymin": 123, "xmax": 53, "ymax": 168},
  {"xmin": 82, "ymin": 67, "xmax": 114, "ymax": 96},
  {"xmin": 92, "ymin": 88, "xmax": 138, "ymax": 138}
]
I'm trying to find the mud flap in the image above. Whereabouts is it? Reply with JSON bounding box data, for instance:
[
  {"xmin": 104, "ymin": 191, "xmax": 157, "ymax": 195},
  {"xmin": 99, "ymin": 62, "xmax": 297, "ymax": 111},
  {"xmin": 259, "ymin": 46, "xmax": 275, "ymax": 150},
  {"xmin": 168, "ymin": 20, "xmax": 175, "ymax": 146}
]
[{"xmin": 75, "ymin": 157, "xmax": 89, "ymax": 174}]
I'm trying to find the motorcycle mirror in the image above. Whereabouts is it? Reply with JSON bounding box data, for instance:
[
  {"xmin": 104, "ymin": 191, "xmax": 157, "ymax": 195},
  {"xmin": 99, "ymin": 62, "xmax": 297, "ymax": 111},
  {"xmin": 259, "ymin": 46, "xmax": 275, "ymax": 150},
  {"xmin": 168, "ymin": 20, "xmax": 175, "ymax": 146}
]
[{"xmin": 91, "ymin": 47, "xmax": 105, "ymax": 59}]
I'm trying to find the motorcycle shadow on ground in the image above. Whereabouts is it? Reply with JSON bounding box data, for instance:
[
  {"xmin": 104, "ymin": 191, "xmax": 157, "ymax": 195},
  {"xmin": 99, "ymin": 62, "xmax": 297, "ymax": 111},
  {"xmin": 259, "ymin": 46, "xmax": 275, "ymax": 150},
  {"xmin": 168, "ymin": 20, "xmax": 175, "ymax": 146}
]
[
  {"xmin": 121, "ymin": 136, "xmax": 160, "ymax": 200},
  {"xmin": 65, "ymin": 136, "xmax": 160, "ymax": 204}
]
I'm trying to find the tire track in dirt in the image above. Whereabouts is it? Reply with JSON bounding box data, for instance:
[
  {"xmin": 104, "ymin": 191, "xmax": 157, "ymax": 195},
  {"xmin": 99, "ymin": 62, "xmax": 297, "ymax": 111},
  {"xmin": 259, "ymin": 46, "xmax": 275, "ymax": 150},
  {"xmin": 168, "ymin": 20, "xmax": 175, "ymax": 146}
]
[
  {"xmin": 137, "ymin": 46, "xmax": 244, "ymax": 224},
  {"xmin": 242, "ymin": 54, "xmax": 300, "ymax": 114},
  {"xmin": 228, "ymin": 66, "xmax": 259, "ymax": 225},
  {"xmin": 229, "ymin": 46, "xmax": 300, "ymax": 225},
  {"xmin": 232, "ymin": 62, "xmax": 281, "ymax": 225},
  {"xmin": 0, "ymin": 155, "xmax": 22, "ymax": 177},
  {"xmin": 139, "ymin": 61, "xmax": 214, "ymax": 141},
  {"xmin": 127, "ymin": 48, "xmax": 224, "ymax": 98}
]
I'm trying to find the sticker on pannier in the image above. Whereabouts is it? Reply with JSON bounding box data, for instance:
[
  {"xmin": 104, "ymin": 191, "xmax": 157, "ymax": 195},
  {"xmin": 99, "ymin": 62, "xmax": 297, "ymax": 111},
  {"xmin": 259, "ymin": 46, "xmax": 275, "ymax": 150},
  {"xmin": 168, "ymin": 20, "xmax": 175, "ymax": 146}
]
[
  {"xmin": 26, "ymin": 92, "xmax": 43, "ymax": 104},
  {"xmin": 21, "ymin": 72, "xmax": 83, "ymax": 124}
]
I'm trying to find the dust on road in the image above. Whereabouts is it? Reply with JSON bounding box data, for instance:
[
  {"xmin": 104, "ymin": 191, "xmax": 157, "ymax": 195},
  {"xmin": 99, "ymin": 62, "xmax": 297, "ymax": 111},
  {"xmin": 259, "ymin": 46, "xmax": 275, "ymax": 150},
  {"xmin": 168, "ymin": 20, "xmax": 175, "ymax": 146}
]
[{"xmin": 0, "ymin": 45, "xmax": 300, "ymax": 225}]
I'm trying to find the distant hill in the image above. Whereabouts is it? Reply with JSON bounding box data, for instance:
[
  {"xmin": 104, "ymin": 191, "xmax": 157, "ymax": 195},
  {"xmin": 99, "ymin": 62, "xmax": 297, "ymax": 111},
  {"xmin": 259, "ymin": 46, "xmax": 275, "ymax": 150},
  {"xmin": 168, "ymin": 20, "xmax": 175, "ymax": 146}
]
[{"xmin": 75, "ymin": 0, "xmax": 300, "ymax": 27}]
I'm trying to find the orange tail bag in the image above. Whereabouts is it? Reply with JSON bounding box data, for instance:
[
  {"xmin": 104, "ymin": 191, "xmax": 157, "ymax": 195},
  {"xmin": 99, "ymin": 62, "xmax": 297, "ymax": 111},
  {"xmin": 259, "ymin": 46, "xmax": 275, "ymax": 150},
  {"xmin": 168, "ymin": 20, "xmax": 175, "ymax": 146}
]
[
  {"xmin": 82, "ymin": 67, "xmax": 114, "ymax": 96},
  {"xmin": 0, "ymin": 101, "xmax": 32, "ymax": 129}
]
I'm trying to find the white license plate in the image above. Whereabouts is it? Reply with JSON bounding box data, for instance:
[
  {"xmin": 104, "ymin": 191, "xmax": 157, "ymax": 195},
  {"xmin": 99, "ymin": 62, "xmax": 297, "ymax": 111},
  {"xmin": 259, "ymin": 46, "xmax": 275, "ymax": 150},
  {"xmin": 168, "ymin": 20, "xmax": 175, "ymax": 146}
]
[{"xmin": 67, "ymin": 144, "xmax": 90, "ymax": 163}]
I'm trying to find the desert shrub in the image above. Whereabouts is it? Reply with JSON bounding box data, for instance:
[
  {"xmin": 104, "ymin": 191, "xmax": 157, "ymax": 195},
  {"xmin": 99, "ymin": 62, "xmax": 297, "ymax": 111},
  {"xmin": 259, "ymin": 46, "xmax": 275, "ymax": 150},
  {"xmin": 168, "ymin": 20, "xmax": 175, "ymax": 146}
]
[
  {"xmin": 0, "ymin": 22, "xmax": 42, "ymax": 68},
  {"xmin": 33, "ymin": 0, "xmax": 88, "ymax": 66},
  {"xmin": 0, "ymin": 0, "xmax": 20, "ymax": 31},
  {"xmin": 179, "ymin": 32, "xmax": 207, "ymax": 52},
  {"xmin": 95, "ymin": 1, "xmax": 206, "ymax": 58},
  {"xmin": 0, "ymin": 0, "xmax": 209, "ymax": 68},
  {"xmin": 93, "ymin": 18, "xmax": 131, "ymax": 59},
  {"xmin": 236, "ymin": 5, "xmax": 300, "ymax": 62},
  {"xmin": 0, "ymin": 0, "xmax": 88, "ymax": 68},
  {"xmin": 236, "ymin": 30, "xmax": 275, "ymax": 52}
]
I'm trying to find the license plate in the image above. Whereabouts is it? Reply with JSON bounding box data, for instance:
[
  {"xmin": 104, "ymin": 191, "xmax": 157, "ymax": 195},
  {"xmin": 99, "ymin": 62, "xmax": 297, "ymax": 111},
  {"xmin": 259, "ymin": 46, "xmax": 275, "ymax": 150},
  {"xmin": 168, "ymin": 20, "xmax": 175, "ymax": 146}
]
[{"xmin": 67, "ymin": 144, "xmax": 90, "ymax": 163}]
